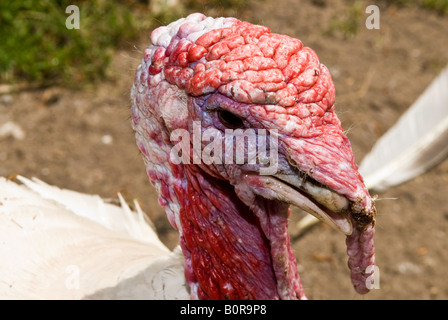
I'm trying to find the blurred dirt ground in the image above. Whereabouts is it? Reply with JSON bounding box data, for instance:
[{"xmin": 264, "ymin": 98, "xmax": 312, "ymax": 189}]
[{"xmin": 1, "ymin": 0, "xmax": 447, "ymax": 299}]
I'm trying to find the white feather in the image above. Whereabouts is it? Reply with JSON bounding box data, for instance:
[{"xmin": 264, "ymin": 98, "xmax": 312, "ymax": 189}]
[
  {"xmin": 15, "ymin": 176, "xmax": 168, "ymax": 251},
  {"xmin": 359, "ymin": 65, "xmax": 448, "ymax": 190},
  {"xmin": 0, "ymin": 176, "xmax": 189, "ymax": 299}
]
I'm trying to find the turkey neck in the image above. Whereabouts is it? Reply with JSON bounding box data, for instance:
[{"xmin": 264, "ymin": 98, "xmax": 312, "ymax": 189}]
[
  {"xmin": 173, "ymin": 164, "xmax": 302, "ymax": 299},
  {"xmin": 177, "ymin": 165, "xmax": 276, "ymax": 299}
]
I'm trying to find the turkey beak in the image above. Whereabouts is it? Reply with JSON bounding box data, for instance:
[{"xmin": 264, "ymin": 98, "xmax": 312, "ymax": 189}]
[
  {"xmin": 244, "ymin": 174, "xmax": 353, "ymax": 235},
  {"xmin": 276, "ymin": 174, "xmax": 352, "ymax": 235}
]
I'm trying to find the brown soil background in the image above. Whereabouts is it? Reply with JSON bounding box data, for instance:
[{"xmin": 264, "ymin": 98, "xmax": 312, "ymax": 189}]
[{"xmin": 1, "ymin": 0, "xmax": 447, "ymax": 299}]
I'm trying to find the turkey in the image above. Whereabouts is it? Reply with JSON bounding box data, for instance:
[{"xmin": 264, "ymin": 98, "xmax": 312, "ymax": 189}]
[{"xmin": 0, "ymin": 13, "xmax": 377, "ymax": 299}]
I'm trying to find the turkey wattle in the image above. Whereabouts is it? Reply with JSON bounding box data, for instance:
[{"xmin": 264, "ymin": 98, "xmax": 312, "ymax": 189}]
[{"xmin": 131, "ymin": 13, "xmax": 376, "ymax": 300}]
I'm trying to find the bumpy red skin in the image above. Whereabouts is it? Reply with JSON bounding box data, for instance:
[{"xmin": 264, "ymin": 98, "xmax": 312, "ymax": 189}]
[
  {"xmin": 151, "ymin": 19, "xmax": 369, "ymax": 204},
  {"xmin": 131, "ymin": 14, "xmax": 376, "ymax": 299}
]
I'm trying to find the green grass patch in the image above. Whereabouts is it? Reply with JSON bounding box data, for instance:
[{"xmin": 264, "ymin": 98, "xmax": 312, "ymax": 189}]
[
  {"xmin": 0, "ymin": 0, "xmax": 149, "ymax": 88},
  {"xmin": 386, "ymin": 0, "xmax": 448, "ymax": 14}
]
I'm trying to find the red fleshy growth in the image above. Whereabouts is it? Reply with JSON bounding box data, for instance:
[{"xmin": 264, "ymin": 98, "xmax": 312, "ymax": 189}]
[
  {"xmin": 148, "ymin": 47, "xmax": 166, "ymax": 75},
  {"xmin": 175, "ymin": 168, "xmax": 282, "ymax": 300},
  {"xmin": 346, "ymin": 224, "xmax": 376, "ymax": 294},
  {"xmin": 159, "ymin": 20, "xmax": 333, "ymax": 111}
]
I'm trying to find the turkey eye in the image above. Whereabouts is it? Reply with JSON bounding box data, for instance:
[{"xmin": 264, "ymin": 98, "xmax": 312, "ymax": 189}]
[{"xmin": 217, "ymin": 110, "xmax": 244, "ymax": 129}]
